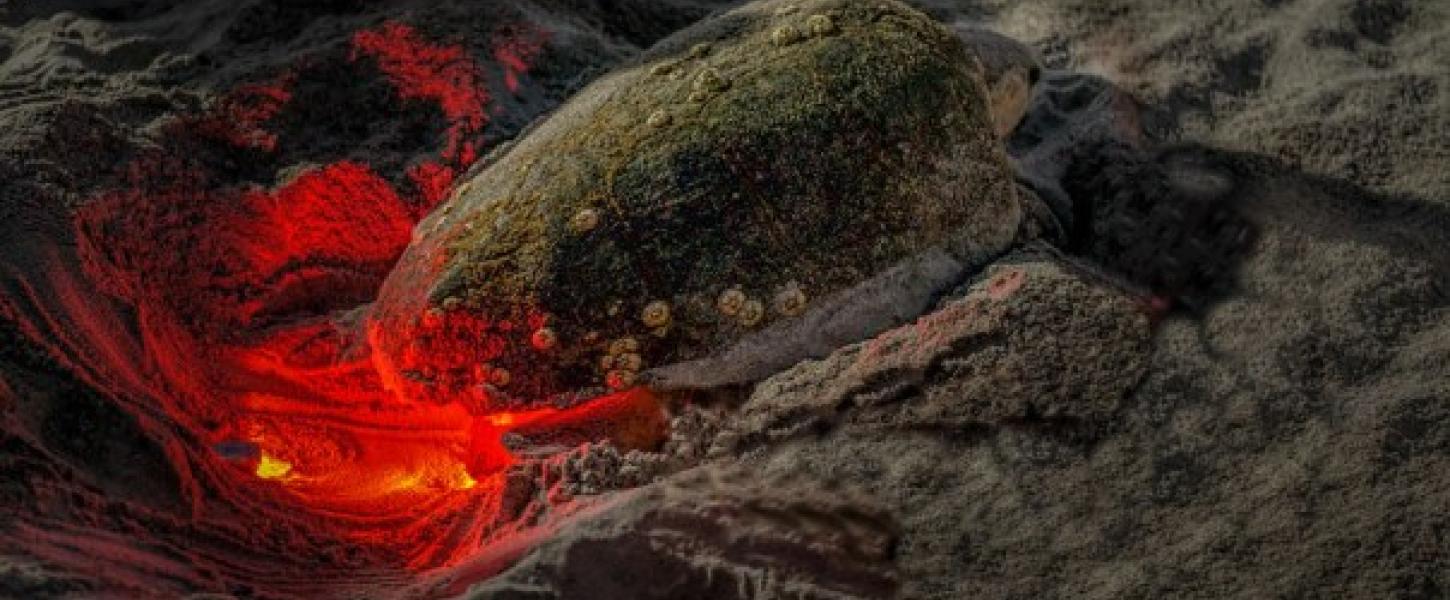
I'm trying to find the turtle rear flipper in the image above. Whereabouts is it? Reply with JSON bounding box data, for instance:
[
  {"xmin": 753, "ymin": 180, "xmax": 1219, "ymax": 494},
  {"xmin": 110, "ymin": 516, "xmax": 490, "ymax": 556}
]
[
  {"xmin": 1064, "ymin": 142, "xmax": 1257, "ymax": 310},
  {"xmin": 1007, "ymin": 69, "xmax": 1254, "ymax": 309}
]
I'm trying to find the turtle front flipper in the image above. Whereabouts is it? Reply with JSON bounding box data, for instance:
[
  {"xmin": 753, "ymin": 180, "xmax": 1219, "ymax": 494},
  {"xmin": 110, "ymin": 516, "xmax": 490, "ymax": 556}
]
[{"xmin": 1064, "ymin": 142, "xmax": 1257, "ymax": 310}]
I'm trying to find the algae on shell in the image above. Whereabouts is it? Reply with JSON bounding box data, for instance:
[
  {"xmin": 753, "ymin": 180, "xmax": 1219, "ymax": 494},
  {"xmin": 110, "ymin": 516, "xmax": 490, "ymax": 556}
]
[{"xmin": 371, "ymin": 0, "xmax": 1022, "ymax": 404}]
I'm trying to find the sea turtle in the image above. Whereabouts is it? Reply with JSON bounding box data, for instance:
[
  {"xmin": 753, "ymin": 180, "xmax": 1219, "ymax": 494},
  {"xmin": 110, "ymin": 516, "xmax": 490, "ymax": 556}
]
[
  {"xmin": 368, "ymin": 0, "xmax": 1030, "ymax": 408},
  {"xmin": 366, "ymin": 0, "xmax": 1248, "ymax": 417}
]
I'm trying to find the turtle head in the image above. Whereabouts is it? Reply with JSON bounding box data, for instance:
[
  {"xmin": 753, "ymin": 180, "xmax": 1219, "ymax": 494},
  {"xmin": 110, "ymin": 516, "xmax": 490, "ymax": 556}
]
[{"xmin": 956, "ymin": 26, "xmax": 1042, "ymax": 139}]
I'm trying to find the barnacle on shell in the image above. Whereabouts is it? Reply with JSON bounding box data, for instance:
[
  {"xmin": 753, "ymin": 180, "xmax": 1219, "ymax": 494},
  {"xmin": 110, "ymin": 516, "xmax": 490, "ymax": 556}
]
[
  {"xmin": 615, "ymin": 352, "xmax": 644, "ymax": 372},
  {"xmin": 806, "ymin": 14, "xmax": 837, "ymax": 36},
  {"xmin": 570, "ymin": 208, "xmax": 601, "ymax": 233},
  {"xmin": 641, "ymin": 301, "xmax": 672, "ymax": 328},
  {"xmin": 738, "ymin": 299, "xmax": 765, "ymax": 327},
  {"xmin": 489, "ymin": 367, "xmax": 512, "ymax": 387},
  {"xmin": 530, "ymin": 327, "xmax": 558, "ymax": 351},
  {"xmin": 693, "ymin": 68, "xmax": 729, "ymax": 94},
  {"xmin": 717, "ymin": 289, "xmax": 747, "ymax": 317},
  {"xmin": 609, "ymin": 337, "xmax": 640, "ymax": 356},
  {"xmin": 606, "ymin": 370, "xmax": 637, "ymax": 390},
  {"xmin": 773, "ymin": 284, "xmax": 808, "ymax": 317},
  {"xmin": 772, "ymin": 25, "xmax": 803, "ymax": 46}
]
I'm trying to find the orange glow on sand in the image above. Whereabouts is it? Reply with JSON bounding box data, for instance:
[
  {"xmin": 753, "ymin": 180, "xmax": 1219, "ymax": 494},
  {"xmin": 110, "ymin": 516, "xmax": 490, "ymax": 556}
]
[
  {"xmin": 226, "ymin": 386, "xmax": 666, "ymax": 517},
  {"xmin": 254, "ymin": 454, "xmax": 294, "ymax": 480}
]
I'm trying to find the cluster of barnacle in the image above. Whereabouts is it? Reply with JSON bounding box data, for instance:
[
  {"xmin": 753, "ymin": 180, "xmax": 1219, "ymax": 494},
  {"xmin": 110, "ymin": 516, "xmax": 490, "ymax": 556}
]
[
  {"xmin": 408, "ymin": 272, "xmax": 815, "ymax": 407},
  {"xmin": 643, "ymin": 41, "xmax": 727, "ymax": 106},
  {"xmin": 565, "ymin": 199, "xmax": 813, "ymax": 390},
  {"xmin": 717, "ymin": 281, "xmax": 808, "ymax": 327},
  {"xmin": 601, "ymin": 283, "xmax": 808, "ymax": 377},
  {"xmin": 400, "ymin": 304, "xmax": 507, "ymax": 398},
  {"xmin": 466, "ymin": 328, "xmax": 542, "ymax": 405},
  {"xmin": 496, "ymin": 284, "xmax": 813, "ymax": 397},
  {"xmin": 393, "ymin": 294, "xmax": 575, "ymax": 409},
  {"xmin": 771, "ymin": 4, "xmax": 840, "ymax": 47},
  {"xmin": 637, "ymin": 4, "xmax": 841, "ymax": 127},
  {"xmin": 599, "ymin": 335, "xmax": 645, "ymax": 391}
]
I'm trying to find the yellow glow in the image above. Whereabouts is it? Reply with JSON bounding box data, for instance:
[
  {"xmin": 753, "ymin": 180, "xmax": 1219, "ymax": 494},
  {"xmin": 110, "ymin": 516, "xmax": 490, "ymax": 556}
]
[
  {"xmin": 452, "ymin": 467, "xmax": 477, "ymax": 490},
  {"xmin": 255, "ymin": 454, "xmax": 293, "ymax": 479},
  {"xmin": 385, "ymin": 472, "xmax": 425, "ymax": 494}
]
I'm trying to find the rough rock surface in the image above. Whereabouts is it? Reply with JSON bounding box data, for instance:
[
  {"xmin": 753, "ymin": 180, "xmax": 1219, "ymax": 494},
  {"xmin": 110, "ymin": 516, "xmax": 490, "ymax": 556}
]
[
  {"xmin": 466, "ymin": 465, "xmax": 899, "ymax": 599},
  {"xmin": 370, "ymin": 0, "xmax": 1023, "ymax": 405}
]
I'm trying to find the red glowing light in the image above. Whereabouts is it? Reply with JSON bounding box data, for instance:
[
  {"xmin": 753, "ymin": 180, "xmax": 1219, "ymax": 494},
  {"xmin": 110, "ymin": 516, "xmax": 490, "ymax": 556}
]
[
  {"xmin": 185, "ymin": 74, "xmax": 295, "ymax": 152},
  {"xmin": 352, "ymin": 21, "xmax": 490, "ymax": 164},
  {"xmin": 492, "ymin": 26, "xmax": 549, "ymax": 95},
  {"xmin": 6, "ymin": 17, "xmax": 670, "ymax": 585},
  {"xmin": 407, "ymin": 161, "xmax": 459, "ymax": 210}
]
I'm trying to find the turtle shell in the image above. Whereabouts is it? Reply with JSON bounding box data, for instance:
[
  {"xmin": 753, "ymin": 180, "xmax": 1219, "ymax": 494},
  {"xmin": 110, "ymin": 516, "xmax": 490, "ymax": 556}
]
[{"xmin": 369, "ymin": 0, "xmax": 1022, "ymax": 407}]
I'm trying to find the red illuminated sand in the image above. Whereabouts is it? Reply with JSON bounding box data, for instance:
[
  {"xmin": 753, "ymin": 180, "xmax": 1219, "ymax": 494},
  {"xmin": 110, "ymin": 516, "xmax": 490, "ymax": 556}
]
[{"xmin": 21, "ymin": 18, "xmax": 664, "ymax": 583}]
